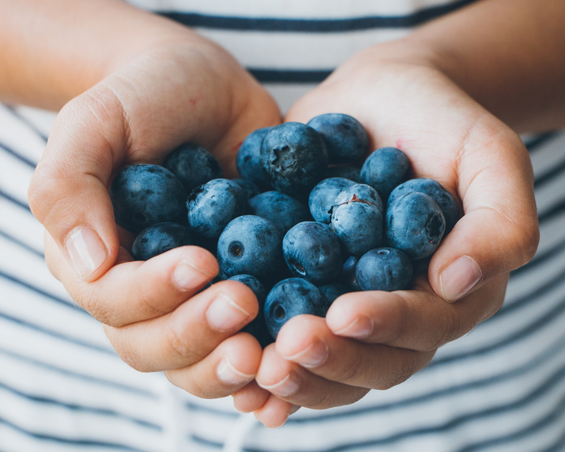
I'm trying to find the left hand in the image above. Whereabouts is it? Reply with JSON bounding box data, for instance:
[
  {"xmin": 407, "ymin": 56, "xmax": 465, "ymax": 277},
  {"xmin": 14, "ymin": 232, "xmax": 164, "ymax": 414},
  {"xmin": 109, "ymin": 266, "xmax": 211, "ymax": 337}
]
[{"xmin": 230, "ymin": 40, "xmax": 539, "ymax": 428}]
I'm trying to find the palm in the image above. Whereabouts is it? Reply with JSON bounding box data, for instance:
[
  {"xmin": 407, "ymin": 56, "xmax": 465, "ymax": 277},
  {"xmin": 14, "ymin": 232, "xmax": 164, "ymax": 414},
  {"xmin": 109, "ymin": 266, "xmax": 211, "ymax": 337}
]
[
  {"xmin": 244, "ymin": 54, "xmax": 538, "ymax": 428},
  {"xmin": 92, "ymin": 45, "xmax": 281, "ymax": 178}
]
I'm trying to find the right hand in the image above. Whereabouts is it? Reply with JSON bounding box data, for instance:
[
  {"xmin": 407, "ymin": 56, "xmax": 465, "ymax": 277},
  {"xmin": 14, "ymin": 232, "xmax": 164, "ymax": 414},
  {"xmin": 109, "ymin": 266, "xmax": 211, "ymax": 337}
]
[{"xmin": 29, "ymin": 31, "xmax": 281, "ymax": 397}]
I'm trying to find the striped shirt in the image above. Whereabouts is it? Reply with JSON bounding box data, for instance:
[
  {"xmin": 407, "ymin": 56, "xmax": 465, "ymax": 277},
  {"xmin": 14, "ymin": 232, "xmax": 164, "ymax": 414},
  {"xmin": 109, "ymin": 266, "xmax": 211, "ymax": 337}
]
[{"xmin": 1, "ymin": 1, "xmax": 565, "ymax": 451}]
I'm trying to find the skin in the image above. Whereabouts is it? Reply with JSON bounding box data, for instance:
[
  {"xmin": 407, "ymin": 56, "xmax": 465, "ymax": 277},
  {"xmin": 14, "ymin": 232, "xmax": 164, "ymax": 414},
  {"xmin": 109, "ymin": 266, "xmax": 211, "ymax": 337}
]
[{"xmin": 3, "ymin": 0, "xmax": 565, "ymax": 429}]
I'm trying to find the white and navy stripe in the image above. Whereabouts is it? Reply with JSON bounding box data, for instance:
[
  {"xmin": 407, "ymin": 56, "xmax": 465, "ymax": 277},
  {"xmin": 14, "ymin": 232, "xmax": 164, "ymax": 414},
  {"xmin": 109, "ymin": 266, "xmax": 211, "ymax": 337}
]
[{"xmin": 2, "ymin": 1, "xmax": 565, "ymax": 450}]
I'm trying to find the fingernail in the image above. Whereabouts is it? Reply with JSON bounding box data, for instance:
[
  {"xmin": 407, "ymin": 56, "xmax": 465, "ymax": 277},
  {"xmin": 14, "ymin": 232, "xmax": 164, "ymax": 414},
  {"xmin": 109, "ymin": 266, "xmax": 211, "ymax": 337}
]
[
  {"xmin": 283, "ymin": 341, "xmax": 328, "ymax": 368},
  {"xmin": 65, "ymin": 227, "xmax": 107, "ymax": 279},
  {"xmin": 259, "ymin": 373, "xmax": 301, "ymax": 397},
  {"xmin": 216, "ymin": 356, "xmax": 254, "ymax": 385},
  {"xmin": 333, "ymin": 316, "xmax": 373, "ymax": 338},
  {"xmin": 440, "ymin": 255, "xmax": 482, "ymax": 302},
  {"xmin": 206, "ymin": 293, "xmax": 251, "ymax": 331},
  {"xmin": 173, "ymin": 260, "xmax": 212, "ymax": 290},
  {"xmin": 289, "ymin": 405, "xmax": 301, "ymax": 415}
]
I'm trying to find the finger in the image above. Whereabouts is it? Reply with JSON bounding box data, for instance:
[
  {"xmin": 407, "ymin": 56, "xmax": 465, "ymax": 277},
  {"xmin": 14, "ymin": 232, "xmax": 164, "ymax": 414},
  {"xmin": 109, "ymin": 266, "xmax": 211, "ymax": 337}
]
[
  {"xmin": 253, "ymin": 394, "xmax": 298, "ymax": 429},
  {"xmin": 28, "ymin": 85, "xmax": 132, "ymax": 283},
  {"xmin": 27, "ymin": 62, "xmax": 250, "ymax": 282},
  {"xmin": 275, "ymin": 316, "xmax": 435, "ymax": 390},
  {"xmin": 326, "ymin": 273, "xmax": 508, "ymax": 351},
  {"xmin": 45, "ymin": 231, "xmax": 218, "ymax": 326},
  {"xmin": 103, "ymin": 280, "xmax": 258, "ymax": 372},
  {"xmin": 164, "ymin": 332, "xmax": 262, "ymax": 399},
  {"xmin": 232, "ymin": 381, "xmax": 271, "ymax": 414},
  {"xmin": 256, "ymin": 342, "xmax": 370, "ymax": 409},
  {"xmin": 286, "ymin": 78, "xmax": 539, "ymax": 303},
  {"xmin": 427, "ymin": 119, "xmax": 539, "ymax": 302}
]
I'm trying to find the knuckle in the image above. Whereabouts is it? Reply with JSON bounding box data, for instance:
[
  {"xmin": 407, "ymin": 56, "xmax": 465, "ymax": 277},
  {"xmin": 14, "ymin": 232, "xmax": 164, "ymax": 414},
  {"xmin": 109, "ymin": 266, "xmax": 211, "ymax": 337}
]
[
  {"xmin": 426, "ymin": 308, "xmax": 463, "ymax": 352},
  {"xmin": 164, "ymin": 370, "xmax": 210, "ymax": 399},
  {"xmin": 515, "ymin": 220, "xmax": 540, "ymax": 266},
  {"xmin": 378, "ymin": 353, "xmax": 419, "ymax": 390},
  {"xmin": 165, "ymin": 324, "xmax": 199, "ymax": 364},
  {"xmin": 27, "ymin": 166, "xmax": 60, "ymax": 223},
  {"xmin": 336, "ymin": 351, "xmax": 365, "ymax": 384},
  {"xmin": 78, "ymin": 291, "xmax": 113, "ymax": 326},
  {"xmin": 70, "ymin": 282, "xmax": 125, "ymax": 328},
  {"xmin": 304, "ymin": 389, "xmax": 332, "ymax": 410},
  {"xmin": 105, "ymin": 327, "xmax": 146, "ymax": 372},
  {"xmin": 134, "ymin": 282, "xmax": 169, "ymax": 319}
]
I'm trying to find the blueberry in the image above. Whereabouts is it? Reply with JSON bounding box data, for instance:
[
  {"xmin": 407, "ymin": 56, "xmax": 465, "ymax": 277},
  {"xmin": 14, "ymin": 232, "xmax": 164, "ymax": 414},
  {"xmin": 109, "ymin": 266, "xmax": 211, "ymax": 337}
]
[
  {"xmin": 164, "ymin": 143, "xmax": 222, "ymax": 193},
  {"xmin": 260, "ymin": 122, "xmax": 328, "ymax": 197},
  {"xmin": 283, "ymin": 222, "xmax": 343, "ymax": 285},
  {"xmin": 110, "ymin": 164, "xmax": 187, "ymax": 233},
  {"xmin": 193, "ymin": 234, "xmax": 219, "ymax": 257},
  {"xmin": 248, "ymin": 191, "xmax": 311, "ymax": 234},
  {"xmin": 232, "ymin": 179, "xmax": 261, "ymax": 201},
  {"xmin": 217, "ymin": 215, "xmax": 284, "ymax": 279},
  {"xmin": 318, "ymin": 283, "xmax": 349, "ymax": 304},
  {"xmin": 360, "ymin": 147, "xmax": 410, "ymax": 201},
  {"xmin": 236, "ymin": 127, "xmax": 272, "ymax": 189},
  {"xmin": 388, "ymin": 178, "xmax": 460, "ymax": 233},
  {"xmin": 356, "ymin": 248, "xmax": 413, "ymax": 291},
  {"xmin": 307, "ymin": 113, "xmax": 368, "ymax": 164},
  {"xmin": 386, "ymin": 192, "xmax": 446, "ymax": 260},
  {"xmin": 229, "ymin": 274, "xmax": 273, "ymax": 348},
  {"xmin": 187, "ymin": 179, "xmax": 247, "ymax": 238},
  {"xmin": 131, "ymin": 222, "xmax": 195, "ymax": 261},
  {"xmin": 325, "ymin": 166, "xmax": 361, "ymax": 182},
  {"xmin": 229, "ymin": 274, "xmax": 267, "ymax": 302},
  {"xmin": 264, "ymin": 278, "xmax": 330, "ymax": 339},
  {"xmin": 340, "ymin": 256, "xmax": 361, "ymax": 291},
  {"xmin": 331, "ymin": 184, "xmax": 384, "ymax": 257},
  {"xmin": 308, "ymin": 177, "xmax": 355, "ymax": 224}
]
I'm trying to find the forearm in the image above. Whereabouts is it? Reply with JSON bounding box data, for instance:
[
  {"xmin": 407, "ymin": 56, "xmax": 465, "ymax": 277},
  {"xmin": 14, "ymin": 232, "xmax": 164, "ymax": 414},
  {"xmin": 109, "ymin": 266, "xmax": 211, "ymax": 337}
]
[
  {"xmin": 0, "ymin": 0, "xmax": 207, "ymax": 110},
  {"xmin": 411, "ymin": 0, "xmax": 565, "ymax": 133}
]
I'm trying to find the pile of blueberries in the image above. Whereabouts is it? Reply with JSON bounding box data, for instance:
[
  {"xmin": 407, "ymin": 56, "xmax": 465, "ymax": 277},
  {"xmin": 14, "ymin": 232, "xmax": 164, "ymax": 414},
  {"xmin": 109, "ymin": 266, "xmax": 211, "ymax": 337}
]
[{"xmin": 110, "ymin": 114, "xmax": 459, "ymax": 346}]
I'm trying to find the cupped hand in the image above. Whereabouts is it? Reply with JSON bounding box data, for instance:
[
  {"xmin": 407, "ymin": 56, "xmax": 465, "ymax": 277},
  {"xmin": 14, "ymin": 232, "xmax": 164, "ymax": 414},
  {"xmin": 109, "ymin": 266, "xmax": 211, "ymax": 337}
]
[
  {"xmin": 29, "ymin": 31, "xmax": 281, "ymax": 397},
  {"xmin": 232, "ymin": 41, "xmax": 539, "ymax": 427}
]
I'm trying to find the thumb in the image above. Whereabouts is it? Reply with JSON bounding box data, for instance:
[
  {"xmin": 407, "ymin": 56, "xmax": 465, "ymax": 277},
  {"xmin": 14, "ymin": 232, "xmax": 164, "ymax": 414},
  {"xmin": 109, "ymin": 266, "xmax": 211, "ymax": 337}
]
[
  {"xmin": 428, "ymin": 123, "xmax": 539, "ymax": 303},
  {"xmin": 28, "ymin": 86, "xmax": 130, "ymax": 281}
]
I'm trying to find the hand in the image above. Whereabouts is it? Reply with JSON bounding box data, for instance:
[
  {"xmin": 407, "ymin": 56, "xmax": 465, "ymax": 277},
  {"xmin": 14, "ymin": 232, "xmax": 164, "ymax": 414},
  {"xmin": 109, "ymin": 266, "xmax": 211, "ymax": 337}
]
[
  {"xmin": 231, "ymin": 41, "xmax": 539, "ymax": 427},
  {"xmin": 29, "ymin": 31, "xmax": 281, "ymax": 398}
]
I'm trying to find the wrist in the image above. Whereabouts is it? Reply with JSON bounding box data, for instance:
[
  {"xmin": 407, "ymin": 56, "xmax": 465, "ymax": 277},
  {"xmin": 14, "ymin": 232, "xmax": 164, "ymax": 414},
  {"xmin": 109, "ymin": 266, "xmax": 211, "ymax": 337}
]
[{"xmin": 0, "ymin": 0, "xmax": 223, "ymax": 110}]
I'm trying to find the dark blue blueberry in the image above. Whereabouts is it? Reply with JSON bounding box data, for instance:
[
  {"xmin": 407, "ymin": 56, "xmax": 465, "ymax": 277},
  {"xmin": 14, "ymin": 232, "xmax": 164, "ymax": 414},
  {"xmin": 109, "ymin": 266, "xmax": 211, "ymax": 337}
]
[
  {"xmin": 308, "ymin": 177, "xmax": 355, "ymax": 224},
  {"xmin": 260, "ymin": 122, "xmax": 328, "ymax": 197},
  {"xmin": 340, "ymin": 256, "xmax": 361, "ymax": 291},
  {"xmin": 264, "ymin": 278, "xmax": 330, "ymax": 339},
  {"xmin": 187, "ymin": 179, "xmax": 247, "ymax": 238},
  {"xmin": 232, "ymin": 179, "xmax": 261, "ymax": 201},
  {"xmin": 110, "ymin": 164, "xmax": 187, "ymax": 233},
  {"xmin": 388, "ymin": 178, "xmax": 460, "ymax": 233},
  {"xmin": 192, "ymin": 234, "xmax": 218, "ymax": 257},
  {"xmin": 229, "ymin": 274, "xmax": 267, "ymax": 303},
  {"xmin": 248, "ymin": 191, "xmax": 311, "ymax": 234},
  {"xmin": 229, "ymin": 274, "xmax": 273, "ymax": 348},
  {"xmin": 307, "ymin": 113, "xmax": 368, "ymax": 164},
  {"xmin": 283, "ymin": 222, "xmax": 343, "ymax": 286},
  {"xmin": 217, "ymin": 215, "xmax": 284, "ymax": 279},
  {"xmin": 164, "ymin": 143, "xmax": 222, "ymax": 193},
  {"xmin": 318, "ymin": 283, "xmax": 349, "ymax": 304},
  {"xmin": 386, "ymin": 192, "xmax": 446, "ymax": 260},
  {"xmin": 325, "ymin": 166, "xmax": 361, "ymax": 182},
  {"xmin": 360, "ymin": 147, "xmax": 410, "ymax": 201},
  {"xmin": 131, "ymin": 222, "xmax": 195, "ymax": 261},
  {"xmin": 236, "ymin": 127, "xmax": 272, "ymax": 189},
  {"xmin": 356, "ymin": 248, "xmax": 413, "ymax": 291},
  {"xmin": 331, "ymin": 184, "xmax": 384, "ymax": 257}
]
